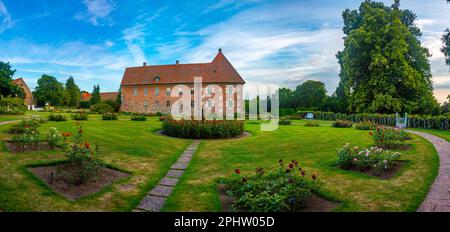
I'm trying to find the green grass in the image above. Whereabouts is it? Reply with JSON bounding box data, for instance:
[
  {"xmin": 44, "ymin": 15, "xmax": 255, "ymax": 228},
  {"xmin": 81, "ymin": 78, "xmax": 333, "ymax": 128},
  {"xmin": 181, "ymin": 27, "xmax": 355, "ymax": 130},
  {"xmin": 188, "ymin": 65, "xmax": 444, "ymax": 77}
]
[
  {"xmin": 411, "ymin": 128, "xmax": 450, "ymax": 142},
  {"xmin": 163, "ymin": 120, "xmax": 439, "ymax": 212},
  {"xmin": 0, "ymin": 114, "xmax": 191, "ymax": 211}
]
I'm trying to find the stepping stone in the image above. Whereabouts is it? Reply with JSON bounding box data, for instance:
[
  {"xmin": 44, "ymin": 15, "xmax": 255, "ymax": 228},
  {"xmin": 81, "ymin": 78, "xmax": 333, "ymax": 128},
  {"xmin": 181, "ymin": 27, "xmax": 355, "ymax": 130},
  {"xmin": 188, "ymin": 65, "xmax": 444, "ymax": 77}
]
[
  {"xmin": 137, "ymin": 195, "xmax": 166, "ymax": 212},
  {"xmin": 159, "ymin": 177, "xmax": 179, "ymax": 187},
  {"xmin": 150, "ymin": 185, "xmax": 173, "ymax": 197},
  {"xmin": 171, "ymin": 162, "xmax": 188, "ymax": 170},
  {"xmin": 167, "ymin": 169, "xmax": 184, "ymax": 178},
  {"xmin": 177, "ymin": 157, "xmax": 191, "ymax": 163}
]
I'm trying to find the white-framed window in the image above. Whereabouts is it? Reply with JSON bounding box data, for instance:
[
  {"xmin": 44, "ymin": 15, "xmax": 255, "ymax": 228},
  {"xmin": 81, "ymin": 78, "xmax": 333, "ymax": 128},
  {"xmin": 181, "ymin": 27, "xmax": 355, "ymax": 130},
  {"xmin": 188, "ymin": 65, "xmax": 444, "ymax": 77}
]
[
  {"xmin": 144, "ymin": 88, "xmax": 148, "ymax": 96},
  {"xmin": 166, "ymin": 101, "xmax": 171, "ymax": 107},
  {"xmin": 178, "ymin": 88, "xmax": 183, "ymax": 96},
  {"xmin": 154, "ymin": 76, "xmax": 160, "ymax": 83},
  {"xmin": 143, "ymin": 101, "xmax": 148, "ymax": 108},
  {"xmin": 155, "ymin": 87, "xmax": 159, "ymax": 96},
  {"xmin": 227, "ymin": 85, "xmax": 233, "ymax": 95},
  {"xmin": 228, "ymin": 100, "xmax": 233, "ymax": 108},
  {"xmin": 166, "ymin": 88, "xmax": 171, "ymax": 95},
  {"xmin": 133, "ymin": 87, "xmax": 138, "ymax": 96},
  {"xmin": 191, "ymin": 100, "xmax": 194, "ymax": 107},
  {"xmin": 208, "ymin": 100, "xmax": 212, "ymax": 107},
  {"xmin": 191, "ymin": 88, "xmax": 194, "ymax": 95},
  {"xmin": 207, "ymin": 86, "xmax": 212, "ymax": 95}
]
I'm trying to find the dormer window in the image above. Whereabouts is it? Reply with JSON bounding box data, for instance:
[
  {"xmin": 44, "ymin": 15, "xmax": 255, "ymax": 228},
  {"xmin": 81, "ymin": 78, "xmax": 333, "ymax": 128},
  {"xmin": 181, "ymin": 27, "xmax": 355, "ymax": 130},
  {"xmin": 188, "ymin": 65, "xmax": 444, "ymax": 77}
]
[{"xmin": 154, "ymin": 76, "xmax": 160, "ymax": 83}]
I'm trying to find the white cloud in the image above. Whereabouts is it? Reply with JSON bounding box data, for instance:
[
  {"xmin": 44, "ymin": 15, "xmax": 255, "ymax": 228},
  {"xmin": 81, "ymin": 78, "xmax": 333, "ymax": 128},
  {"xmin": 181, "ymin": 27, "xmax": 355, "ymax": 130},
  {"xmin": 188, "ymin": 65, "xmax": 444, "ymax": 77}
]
[
  {"xmin": 76, "ymin": 0, "xmax": 116, "ymax": 26},
  {"xmin": 0, "ymin": 1, "xmax": 13, "ymax": 33}
]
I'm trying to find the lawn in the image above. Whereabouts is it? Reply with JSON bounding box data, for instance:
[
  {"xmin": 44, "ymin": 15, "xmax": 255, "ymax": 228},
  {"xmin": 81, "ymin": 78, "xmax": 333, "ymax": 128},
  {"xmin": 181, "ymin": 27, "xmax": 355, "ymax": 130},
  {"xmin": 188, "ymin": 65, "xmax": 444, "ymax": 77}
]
[
  {"xmin": 411, "ymin": 128, "xmax": 450, "ymax": 142},
  {"xmin": 0, "ymin": 115, "xmax": 440, "ymax": 212},
  {"xmin": 0, "ymin": 114, "xmax": 191, "ymax": 211},
  {"xmin": 163, "ymin": 120, "xmax": 439, "ymax": 212}
]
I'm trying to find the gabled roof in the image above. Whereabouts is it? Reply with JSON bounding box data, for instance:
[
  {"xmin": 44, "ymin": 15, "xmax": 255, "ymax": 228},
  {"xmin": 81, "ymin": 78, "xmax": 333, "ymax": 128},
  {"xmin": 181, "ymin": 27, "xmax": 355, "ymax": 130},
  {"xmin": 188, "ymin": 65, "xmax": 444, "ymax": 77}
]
[
  {"xmin": 11, "ymin": 78, "xmax": 31, "ymax": 91},
  {"xmin": 101, "ymin": 92, "xmax": 118, "ymax": 101},
  {"xmin": 120, "ymin": 49, "xmax": 245, "ymax": 86}
]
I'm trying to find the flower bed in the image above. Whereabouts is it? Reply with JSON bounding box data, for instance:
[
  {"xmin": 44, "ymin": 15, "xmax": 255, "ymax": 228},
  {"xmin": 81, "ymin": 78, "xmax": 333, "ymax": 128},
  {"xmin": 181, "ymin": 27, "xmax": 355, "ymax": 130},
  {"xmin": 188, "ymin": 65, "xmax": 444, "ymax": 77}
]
[
  {"xmin": 336, "ymin": 143, "xmax": 401, "ymax": 177},
  {"xmin": 9, "ymin": 119, "xmax": 40, "ymax": 134},
  {"xmin": 278, "ymin": 117, "xmax": 292, "ymax": 125},
  {"xmin": 162, "ymin": 118, "xmax": 244, "ymax": 139},
  {"xmin": 71, "ymin": 112, "xmax": 88, "ymax": 121},
  {"xmin": 218, "ymin": 160, "xmax": 325, "ymax": 212},
  {"xmin": 370, "ymin": 126, "xmax": 410, "ymax": 148},
  {"xmin": 355, "ymin": 121, "xmax": 376, "ymax": 130},
  {"xmin": 304, "ymin": 121, "xmax": 320, "ymax": 127},
  {"xmin": 332, "ymin": 120, "xmax": 353, "ymax": 128},
  {"xmin": 48, "ymin": 113, "xmax": 67, "ymax": 122}
]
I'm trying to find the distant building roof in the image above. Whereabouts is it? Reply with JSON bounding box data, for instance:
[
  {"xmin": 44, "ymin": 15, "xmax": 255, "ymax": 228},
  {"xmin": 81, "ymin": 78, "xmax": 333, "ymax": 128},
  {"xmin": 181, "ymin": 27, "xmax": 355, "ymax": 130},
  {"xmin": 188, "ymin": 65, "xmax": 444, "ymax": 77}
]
[
  {"xmin": 81, "ymin": 92, "xmax": 91, "ymax": 101},
  {"xmin": 120, "ymin": 49, "xmax": 245, "ymax": 86},
  {"xmin": 100, "ymin": 92, "xmax": 119, "ymax": 101}
]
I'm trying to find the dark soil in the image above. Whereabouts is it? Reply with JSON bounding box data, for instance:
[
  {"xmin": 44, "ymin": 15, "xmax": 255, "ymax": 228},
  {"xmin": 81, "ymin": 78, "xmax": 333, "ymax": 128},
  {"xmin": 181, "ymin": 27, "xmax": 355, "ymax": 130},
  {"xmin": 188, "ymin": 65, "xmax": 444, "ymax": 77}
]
[
  {"xmin": 28, "ymin": 165, "xmax": 129, "ymax": 201},
  {"xmin": 217, "ymin": 184, "xmax": 339, "ymax": 212},
  {"xmin": 340, "ymin": 161, "xmax": 405, "ymax": 179},
  {"xmin": 377, "ymin": 144, "xmax": 412, "ymax": 151},
  {"xmin": 4, "ymin": 141, "xmax": 54, "ymax": 153}
]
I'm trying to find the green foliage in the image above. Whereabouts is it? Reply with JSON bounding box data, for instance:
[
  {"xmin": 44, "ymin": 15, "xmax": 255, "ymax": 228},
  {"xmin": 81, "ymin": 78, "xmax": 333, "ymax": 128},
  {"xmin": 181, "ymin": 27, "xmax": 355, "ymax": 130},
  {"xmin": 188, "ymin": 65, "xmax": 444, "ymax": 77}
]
[
  {"xmin": 162, "ymin": 118, "xmax": 245, "ymax": 139},
  {"xmin": 101, "ymin": 113, "xmax": 118, "ymax": 120},
  {"xmin": 338, "ymin": 1, "xmax": 438, "ymax": 114},
  {"xmin": 47, "ymin": 127, "xmax": 62, "ymax": 150},
  {"xmin": 278, "ymin": 117, "xmax": 292, "ymax": 125},
  {"xmin": 33, "ymin": 75, "xmax": 65, "ymax": 106},
  {"xmin": 11, "ymin": 128, "xmax": 40, "ymax": 149},
  {"xmin": 65, "ymin": 77, "xmax": 81, "ymax": 107},
  {"xmin": 355, "ymin": 121, "xmax": 376, "ymax": 130},
  {"xmin": 279, "ymin": 108, "xmax": 295, "ymax": 117},
  {"xmin": 277, "ymin": 88, "xmax": 294, "ymax": 109},
  {"xmin": 78, "ymin": 100, "xmax": 91, "ymax": 109},
  {"xmin": 0, "ymin": 97, "xmax": 26, "ymax": 115},
  {"xmin": 102, "ymin": 99, "xmax": 120, "ymax": 112},
  {"xmin": 48, "ymin": 113, "xmax": 67, "ymax": 122},
  {"xmin": 220, "ymin": 160, "xmax": 320, "ymax": 212},
  {"xmin": 71, "ymin": 112, "xmax": 88, "ymax": 121},
  {"xmin": 155, "ymin": 112, "xmax": 163, "ymax": 117},
  {"xmin": 90, "ymin": 85, "xmax": 101, "ymax": 105},
  {"xmin": 371, "ymin": 126, "xmax": 410, "ymax": 147},
  {"xmin": 332, "ymin": 120, "xmax": 353, "ymax": 128},
  {"xmin": 337, "ymin": 143, "xmax": 401, "ymax": 174},
  {"xmin": 58, "ymin": 125, "xmax": 102, "ymax": 185},
  {"xmin": 442, "ymin": 28, "xmax": 450, "ymax": 70},
  {"xmin": 131, "ymin": 114, "xmax": 147, "ymax": 121},
  {"xmin": 293, "ymin": 80, "xmax": 327, "ymax": 109},
  {"xmin": 90, "ymin": 102, "xmax": 114, "ymax": 114},
  {"xmin": 0, "ymin": 62, "xmax": 24, "ymax": 98}
]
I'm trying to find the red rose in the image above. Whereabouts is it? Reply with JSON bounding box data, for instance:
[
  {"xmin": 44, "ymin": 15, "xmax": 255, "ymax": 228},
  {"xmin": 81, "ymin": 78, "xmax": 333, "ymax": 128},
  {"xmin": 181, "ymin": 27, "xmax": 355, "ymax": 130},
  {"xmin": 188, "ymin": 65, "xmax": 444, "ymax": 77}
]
[
  {"xmin": 301, "ymin": 170, "xmax": 305, "ymax": 176},
  {"xmin": 85, "ymin": 143, "xmax": 91, "ymax": 149},
  {"xmin": 235, "ymin": 169, "xmax": 240, "ymax": 174},
  {"xmin": 288, "ymin": 179, "xmax": 294, "ymax": 184},
  {"xmin": 288, "ymin": 163, "xmax": 294, "ymax": 169},
  {"xmin": 312, "ymin": 174, "xmax": 317, "ymax": 181},
  {"xmin": 369, "ymin": 132, "xmax": 373, "ymax": 136}
]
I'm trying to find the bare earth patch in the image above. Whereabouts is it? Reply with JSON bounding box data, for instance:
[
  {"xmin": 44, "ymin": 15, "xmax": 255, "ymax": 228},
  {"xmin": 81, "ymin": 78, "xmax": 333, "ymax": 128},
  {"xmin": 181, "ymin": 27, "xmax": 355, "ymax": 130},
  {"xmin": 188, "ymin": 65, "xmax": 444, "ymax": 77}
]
[
  {"xmin": 4, "ymin": 141, "xmax": 54, "ymax": 153},
  {"xmin": 156, "ymin": 130, "xmax": 251, "ymax": 140},
  {"xmin": 28, "ymin": 165, "xmax": 130, "ymax": 201},
  {"xmin": 217, "ymin": 184, "xmax": 339, "ymax": 212}
]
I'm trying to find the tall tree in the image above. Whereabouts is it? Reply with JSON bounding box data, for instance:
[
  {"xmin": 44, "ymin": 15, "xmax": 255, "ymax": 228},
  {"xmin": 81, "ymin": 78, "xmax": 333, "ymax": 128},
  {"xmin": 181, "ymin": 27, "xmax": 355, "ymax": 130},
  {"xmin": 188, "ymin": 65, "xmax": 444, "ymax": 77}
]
[
  {"xmin": 65, "ymin": 76, "xmax": 81, "ymax": 107},
  {"xmin": 90, "ymin": 85, "xmax": 101, "ymax": 105},
  {"xmin": 442, "ymin": 28, "xmax": 450, "ymax": 70},
  {"xmin": 337, "ymin": 0, "xmax": 438, "ymax": 114},
  {"xmin": 33, "ymin": 75, "xmax": 65, "ymax": 106},
  {"xmin": 0, "ymin": 61, "xmax": 24, "ymax": 98},
  {"xmin": 294, "ymin": 80, "xmax": 327, "ymax": 109},
  {"xmin": 277, "ymin": 88, "xmax": 294, "ymax": 109}
]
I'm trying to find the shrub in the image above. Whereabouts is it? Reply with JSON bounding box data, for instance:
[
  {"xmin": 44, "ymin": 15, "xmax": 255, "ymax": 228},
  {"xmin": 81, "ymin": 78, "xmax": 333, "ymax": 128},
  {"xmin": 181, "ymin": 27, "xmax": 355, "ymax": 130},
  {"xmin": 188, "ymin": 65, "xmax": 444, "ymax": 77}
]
[
  {"xmin": 101, "ymin": 113, "xmax": 118, "ymax": 120},
  {"xmin": 9, "ymin": 119, "xmax": 40, "ymax": 134},
  {"xmin": 58, "ymin": 125, "xmax": 102, "ymax": 185},
  {"xmin": 47, "ymin": 127, "xmax": 62, "ymax": 150},
  {"xmin": 332, "ymin": 120, "xmax": 353, "ymax": 128},
  {"xmin": 278, "ymin": 117, "xmax": 292, "ymax": 125},
  {"xmin": 78, "ymin": 101, "xmax": 91, "ymax": 109},
  {"xmin": 162, "ymin": 118, "xmax": 245, "ymax": 139},
  {"xmin": 32, "ymin": 117, "xmax": 47, "ymax": 124},
  {"xmin": 103, "ymin": 100, "xmax": 120, "ymax": 113},
  {"xmin": 155, "ymin": 112, "xmax": 163, "ymax": 117},
  {"xmin": 11, "ymin": 128, "xmax": 40, "ymax": 149},
  {"xmin": 220, "ymin": 160, "xmax": 320, "ymax": 212},
  {"xmin": 336, "ymin": 143, "xmax": 401, "ymax": 174},
  {"xmin": 131, "ymin": 114, "xmax": 147, "ymax": 121},
  {"xmin": 355, "ymin": 121, "xmax": 376, "ymax": 130},
  {"xmin": 159, "ymin": 116, "xmax": 167, "ymax": 121},
  {"xmin": 371, "ymin": 126, "xmax": 410, "ymax": 147},
  {"xmin": 0, "ymin": 97, "xmax": 27, "ymax": 115},
  {"xmin": 48, "ymin": 113, "xmax": 67, "ymax": 122},
  {"xmin": 71, "ymin": 112, "xmax": 88, "ymax": 121},
  {"xmin": 304, "ymin": 121, "xmax": 319, "ymax": 127},
  {"xmin": 90, "ymin": 102, "xmax": 114, "ymax": 114}
]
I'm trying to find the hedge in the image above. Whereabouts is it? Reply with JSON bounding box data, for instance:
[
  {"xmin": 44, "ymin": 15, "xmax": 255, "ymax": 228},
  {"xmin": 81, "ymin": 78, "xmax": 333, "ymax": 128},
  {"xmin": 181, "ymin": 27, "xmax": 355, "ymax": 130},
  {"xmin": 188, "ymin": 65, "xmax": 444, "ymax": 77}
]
[
  {"xmin": 295, "ymin": 111, "xmax": 450, "ymax": 130},
  {"xmin": 162, "ymin": 118, "xmax": 245, "ymax": 139},
  {"xmin": 0, "ymin": 97, "xmax": 26, "ymax": 115}
]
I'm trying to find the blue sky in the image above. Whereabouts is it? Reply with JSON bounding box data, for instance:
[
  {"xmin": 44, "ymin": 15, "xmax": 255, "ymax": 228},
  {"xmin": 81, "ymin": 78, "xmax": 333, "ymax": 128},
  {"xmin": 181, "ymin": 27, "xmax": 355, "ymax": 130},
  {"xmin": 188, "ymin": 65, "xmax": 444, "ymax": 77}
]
[{"xmin": 0, "ymin": 0, "xmax": 449, "ymax": 102}]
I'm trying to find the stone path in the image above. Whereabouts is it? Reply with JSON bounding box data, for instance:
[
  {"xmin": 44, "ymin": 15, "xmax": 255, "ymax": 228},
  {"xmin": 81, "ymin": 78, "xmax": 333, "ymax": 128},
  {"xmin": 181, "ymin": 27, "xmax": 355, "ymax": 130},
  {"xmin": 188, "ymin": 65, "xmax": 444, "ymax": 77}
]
[
  {"xmin": 134, "ymin": 140, "xmax": 201, "ymax": 212},
  {"xmin": 407, "ymin": 130, "xmax": 450, "ymax": 212},
  {"xmin": 0, "ymin": 120, "xmax": 19, "ymax": 125}
]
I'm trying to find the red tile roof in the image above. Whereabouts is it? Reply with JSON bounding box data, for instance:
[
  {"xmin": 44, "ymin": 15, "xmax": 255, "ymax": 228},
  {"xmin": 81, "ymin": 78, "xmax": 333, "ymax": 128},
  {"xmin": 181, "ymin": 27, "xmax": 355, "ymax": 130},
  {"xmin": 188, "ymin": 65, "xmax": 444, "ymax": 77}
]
[
  {"xmin": 100, "ymin": 92, "xmax": 119, "ymax": 101},
  {"xmin": 120, "ymin": 50, "xmax": 245, "ymax": 86},
  {"xmin": 81, "ymin": 92, "xmax": 91, "ymax": 101}
]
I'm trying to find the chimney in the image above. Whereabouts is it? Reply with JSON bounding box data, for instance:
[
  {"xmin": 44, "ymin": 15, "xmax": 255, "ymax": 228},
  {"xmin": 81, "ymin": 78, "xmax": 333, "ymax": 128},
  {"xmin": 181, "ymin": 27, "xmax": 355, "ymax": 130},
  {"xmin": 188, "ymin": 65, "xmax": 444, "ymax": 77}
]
[
  {"xmin": 143, "ymin": 62, "xmax": 147, "ymax": 66},
  {"xmin": 176, "ymin": 60, "xmax": 179, "ymax": 65},
  {"xmin": 218, "ymin": 48, "xmax": 222, "ymax": 53}
]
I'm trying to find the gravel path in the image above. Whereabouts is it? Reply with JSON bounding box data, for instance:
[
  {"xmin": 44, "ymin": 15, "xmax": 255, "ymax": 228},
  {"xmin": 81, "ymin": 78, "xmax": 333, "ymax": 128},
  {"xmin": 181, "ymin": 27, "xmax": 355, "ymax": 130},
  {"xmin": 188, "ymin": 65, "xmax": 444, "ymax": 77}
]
[{"xmin": 407, "ymin": 130, "xmax": 450, "ymax": 212}]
